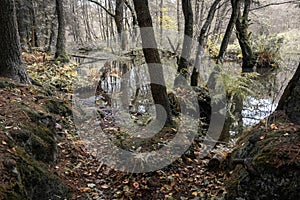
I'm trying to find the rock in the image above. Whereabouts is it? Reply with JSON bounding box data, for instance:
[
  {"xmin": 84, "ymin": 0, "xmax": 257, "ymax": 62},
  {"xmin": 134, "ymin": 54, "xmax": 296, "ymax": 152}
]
[
  {"xmin": 225, "ymin": 113, "xmax": 300, "ymax": 200},
  {"xmin": 0, "ymin": 78, "xmax": 73, "ymax": 199}
]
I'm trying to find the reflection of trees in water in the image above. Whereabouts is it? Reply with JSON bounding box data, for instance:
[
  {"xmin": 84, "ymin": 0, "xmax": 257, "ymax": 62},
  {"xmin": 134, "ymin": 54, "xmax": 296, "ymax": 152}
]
[{"xmin": 95, "ymin": 59, "xmax": 153, "ymax": 112}]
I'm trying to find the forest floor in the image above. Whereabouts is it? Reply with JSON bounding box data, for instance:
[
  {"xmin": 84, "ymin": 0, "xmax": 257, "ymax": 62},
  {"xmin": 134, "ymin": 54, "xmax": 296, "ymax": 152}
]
[
  {"xmin": 0, "ymin": 51, "xmax": 233, "ymax": 199},
  {"xmin": 1, "ymin": 51, "xmax": 300, "ymax": 199}
]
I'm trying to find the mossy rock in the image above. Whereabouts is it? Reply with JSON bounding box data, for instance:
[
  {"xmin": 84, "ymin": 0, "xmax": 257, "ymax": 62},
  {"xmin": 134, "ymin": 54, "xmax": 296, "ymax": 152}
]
[
  {"xmin": 225, "ymin": 112, "xmax": 300, "ymax": 199},
  {"xmin": 14, "ymin": 148, "xmax": 69, "ymax": 199},
  {"xmin": 11, "ymin": 104, "xmax": 58, "ymax": 163},
  {"xmin": 1, "ymin": 65, "xmax": 73, "ymax": 200},
  {"xmin": 44, "ymin": 98, "xmax": 72, "ymax": 116},
  {"xmin": 10, "ymin": 126, "xmax": 57, "ymax": 164}
]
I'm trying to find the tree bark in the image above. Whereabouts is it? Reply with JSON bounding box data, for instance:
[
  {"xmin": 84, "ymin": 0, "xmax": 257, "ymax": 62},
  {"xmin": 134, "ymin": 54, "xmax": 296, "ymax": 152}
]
[
  {"xmin": 235, "ymin": 0, "xmax": 256, "ymax": 72},
  {"xmin": 177, "ymin": 0, "xmax": 181, "ymax": 34},
  {"xmin": 277, "ymin": 62, "xmax": 300, "ymax": 124},
  {"xmin": 159, "ymin": 0, "xmax": 164, "ymax": 46},
  {"xmin": 55, "ymin": 0, "xmax": 69, "ymax": 62},
  {"xmin": 212, "ymin": 1, "xmax": 228, "ymax": 42},
  {"xmin": 218, "ymin": 0, "xmax": 240, "ymax": 60},
  {"xmin": 15, "ymin": 0, "xmax": 29, "ymax": 50},
  {"xmin": 115, "ymin": 0, "xmax": 123, "ymax": 33},
  {"xmin": 29, "ymin": 0, "xmax": 39, "ymax": 48},
  {"xmin": 175, "ymin": 0, "xmax": 193, "ymax": 86},
  {"xmin": 0, "ymin": 0, "xmax": 30, "ymax": 84},
  {"xmin": 194, "ymin": 0, "xmax": 200, "ymax": 33},
  {"xmin": 133, "ymin": 0, "xmax": 173, "ymax": 125},
  {"xmin": 191, "ymin": 0, "xmax": 222, "ymax": 86}
]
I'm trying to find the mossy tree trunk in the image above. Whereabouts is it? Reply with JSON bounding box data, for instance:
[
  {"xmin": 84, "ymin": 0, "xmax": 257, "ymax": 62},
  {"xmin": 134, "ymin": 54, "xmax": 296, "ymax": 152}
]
[
  {"xmin": 235, "ymin": 0, "xmax": 256, "ymax": 72},
  {"xmin": 0, "ymin": 0, "xmax": 30, "ymax": 84},
  {"xmin": 133, "ymin": 0, "xmax": 173, "ymax": 125},
  {"xmin": 277, "ymin": 62, "xmax": 300, "ymax": 124},
  {"xmin": 55, "ymin": 0, "xmax": 69, "ymax": 62}
]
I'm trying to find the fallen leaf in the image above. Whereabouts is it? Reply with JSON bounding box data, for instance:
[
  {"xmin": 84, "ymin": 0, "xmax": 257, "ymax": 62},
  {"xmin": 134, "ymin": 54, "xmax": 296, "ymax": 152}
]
[
  {"xmin": 192, "ymin": 191, "xmax": 198, "ymax": 196},
  {"xmin": 101, "ymin": 184, "xmax": 109, "ymax": 189},
  {"xmin": 133, "ymin": 182, "xmax": 139, "ymax": 189},
  {"xmin": 80, "ymin": 187, "xmax": 92, "ymax": 192}
]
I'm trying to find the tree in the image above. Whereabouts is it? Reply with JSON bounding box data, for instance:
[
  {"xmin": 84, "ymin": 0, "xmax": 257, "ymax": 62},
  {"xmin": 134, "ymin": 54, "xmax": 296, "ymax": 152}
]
[
  {"xmin": 29, "ymin": 0, "xmax": 39, "ymax": 48},
  {"xmin": 15, "ymin": 0, "xmax": 29, "ymax": 50},
  {"xmin": 88, "ymin": 0, "xmax": 128, "ymax": 50},
  {"xmin": 0, "ymin": 0, "xmax": 30, "ymax": 84},
  {"xmin": 235, "ymin": 0, "xmax": 256, "ymax": 72},
  {"xmin": 277, "ymin": 62, "xmax": 300, "ymax": 124},
  {"xmin": 132, "ymin": 0, "xmax": 173, "ymax": 125},
  {"xmin": 218, "ymin": 0, "xmax": 241, "ymax": 60},
  {"xmin": 55, "ymin": 0, "xmax": 69, "ymax": 62},
  {"xmin": 175, "ymin": 0, "xmax": 193, "ymax": 86},
  {"xmin": 115, "ymin": 0, "xmax": 126, "ymax": 50},
  {"xmin": 191, "ymin": 0, "xmax": 222, "ymax": 86}
]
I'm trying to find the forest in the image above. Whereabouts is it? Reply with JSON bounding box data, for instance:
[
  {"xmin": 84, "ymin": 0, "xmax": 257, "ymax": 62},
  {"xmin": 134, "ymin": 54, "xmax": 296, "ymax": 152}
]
[{"xmin": 0, "ymin": 0, "xmax": 300, "ymax": 199}]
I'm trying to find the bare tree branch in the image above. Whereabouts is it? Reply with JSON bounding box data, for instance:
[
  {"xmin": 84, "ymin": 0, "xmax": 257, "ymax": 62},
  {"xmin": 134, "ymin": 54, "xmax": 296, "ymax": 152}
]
[
  {"xmin": 87, "ymin": 0, "xmax": 115, "ymax": 17},
  {"xmin": 124, "ymin": 0, "xmax": 137, "ymax": 26},
  {"xmin": 250, "ymin": 0, "xmax": 299, "ymax": 11}
]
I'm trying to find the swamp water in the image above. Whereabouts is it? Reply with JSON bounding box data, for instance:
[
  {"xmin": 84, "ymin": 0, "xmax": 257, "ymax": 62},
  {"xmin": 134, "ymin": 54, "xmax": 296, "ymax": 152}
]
[{"xmin": 72, "ymin": 52, "xmax": 297, "ymax": 139}]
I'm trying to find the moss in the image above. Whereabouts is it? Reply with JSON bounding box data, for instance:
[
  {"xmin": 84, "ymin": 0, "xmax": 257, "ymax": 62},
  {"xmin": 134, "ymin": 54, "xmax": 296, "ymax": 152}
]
[
  {"xmin": 31, "ymin": 127, "xmax": 57, "ymax": 162},
  {"xmin": 14, "ymin": 147, "xmax": 70, "ymax": 200},
  {"xmin": 0, "ymin": 185, "xmax": 27, "ymax": 200},
  {"xmin": 226, "ymin": 114, "xmax": 300, "ymax": 199},
  {"xmin": 9, "ymin": 103, "xmax": 57, "ymax": 163},
  {"xmin": 0, "ymin": 79, "xmax": 17, "ymax": 89},
  {"xmin": 253, "ymin": 153, "xmax": 278, "ymax": 171},
  {"xmin": 22, "ymin": 125, "xmax": 57, "ymax": 163},
  {"xmin": 55, "ymin": 53, "xmax": 70, "ymax": 64},
  {"xmin": 17, "ymin": 103, "xmax": 41, "ymax": 123},
  {"xmin": 44, "ymin": 98, "xmax": 72, "ymax": 116}
]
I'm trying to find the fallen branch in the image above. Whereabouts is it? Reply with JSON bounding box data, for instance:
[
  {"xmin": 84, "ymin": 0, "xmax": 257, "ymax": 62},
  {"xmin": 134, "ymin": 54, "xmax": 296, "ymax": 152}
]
[
  {"xmin": 208, "ymin": 153, "xmax": 258, "ymax": 175},
  {"xmin": 70, "ymin": 54, "xmax": 107, "ymax": 61},
  {"xmin": 207, "ymin": 152, "xmax": 228, "ymax": 170}
]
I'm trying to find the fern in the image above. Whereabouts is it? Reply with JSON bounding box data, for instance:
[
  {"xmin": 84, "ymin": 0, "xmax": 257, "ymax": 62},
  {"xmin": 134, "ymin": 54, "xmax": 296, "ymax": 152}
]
[{"xmin": 212, "ymin": 66, "xmax": 260, "ymax": 123}]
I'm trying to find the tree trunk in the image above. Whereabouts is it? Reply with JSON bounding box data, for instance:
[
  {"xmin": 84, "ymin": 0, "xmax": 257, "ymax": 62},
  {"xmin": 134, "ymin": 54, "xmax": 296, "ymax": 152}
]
[
  {"xmin": 46, "ymin": 19, "xmax": 56, "ymax": 53},
  {"xmin": 125, "ymin": 0, "xmax": 138, "ymax": 45},
  {"xmin": 177, "ymin": 0, "xmax": 181, "ymax": 34},
  {"xmin": 115, "ymin": 0, "xmax": 127, "ymax": 50},
  {"xmin": 15, "ymin": 0, "xmax": 29, "ymax": 50},
  {"xmin": 82, "ymin": 0, "xmax": 92, "ymax": 41},
  {"xmin": 55, "ymin": 0, "xmax": 69, "ymax": 62},
  {"xmin": 0, "ymin": 0, "xmax": 30, "ymax": 84},
  {"xmin": 175, "ymin": 0, "xmax": 193, "ymax": 86},
  {"xmin": 199, "ymin": 0, "xmax": 205, "ymax": 28},
  {"xmin": 191, "ymin": 0, "xmax": 221, "ymax": 86},
  {"xmin": 277, "ymin": 62, "xmax": 300, "ymax": 124},
  {"xmin": 212, "ymin": 1, "xmax": 228, "ymax": 42},
  {"xmin": 115, "ymin": 0, "xmax": 124, "ymax": 36},
  {"xmin": 195, "ymin": 0, "xmax": 200, "ymax": 34},
  {"xmin": 218, "ymin": 0, "xmax": 240, "ymax": 60},
  {"xmin": 133, "ymin": 0, "xmax": 173, "ymax": 125},
  {"xmin": 29, "ymin": 0, "xmax": 39, "ymax": 48},
  {"xmin": 159, "ymin": 0, "xmax": 164, "ymax": 46},
  {"xmin": 71, "ymin": 0, "xmax": 83, "ymax": 45},
  {"xmin": 235, "ymin": 0, "xmax": 256, "ymax": 72}
]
